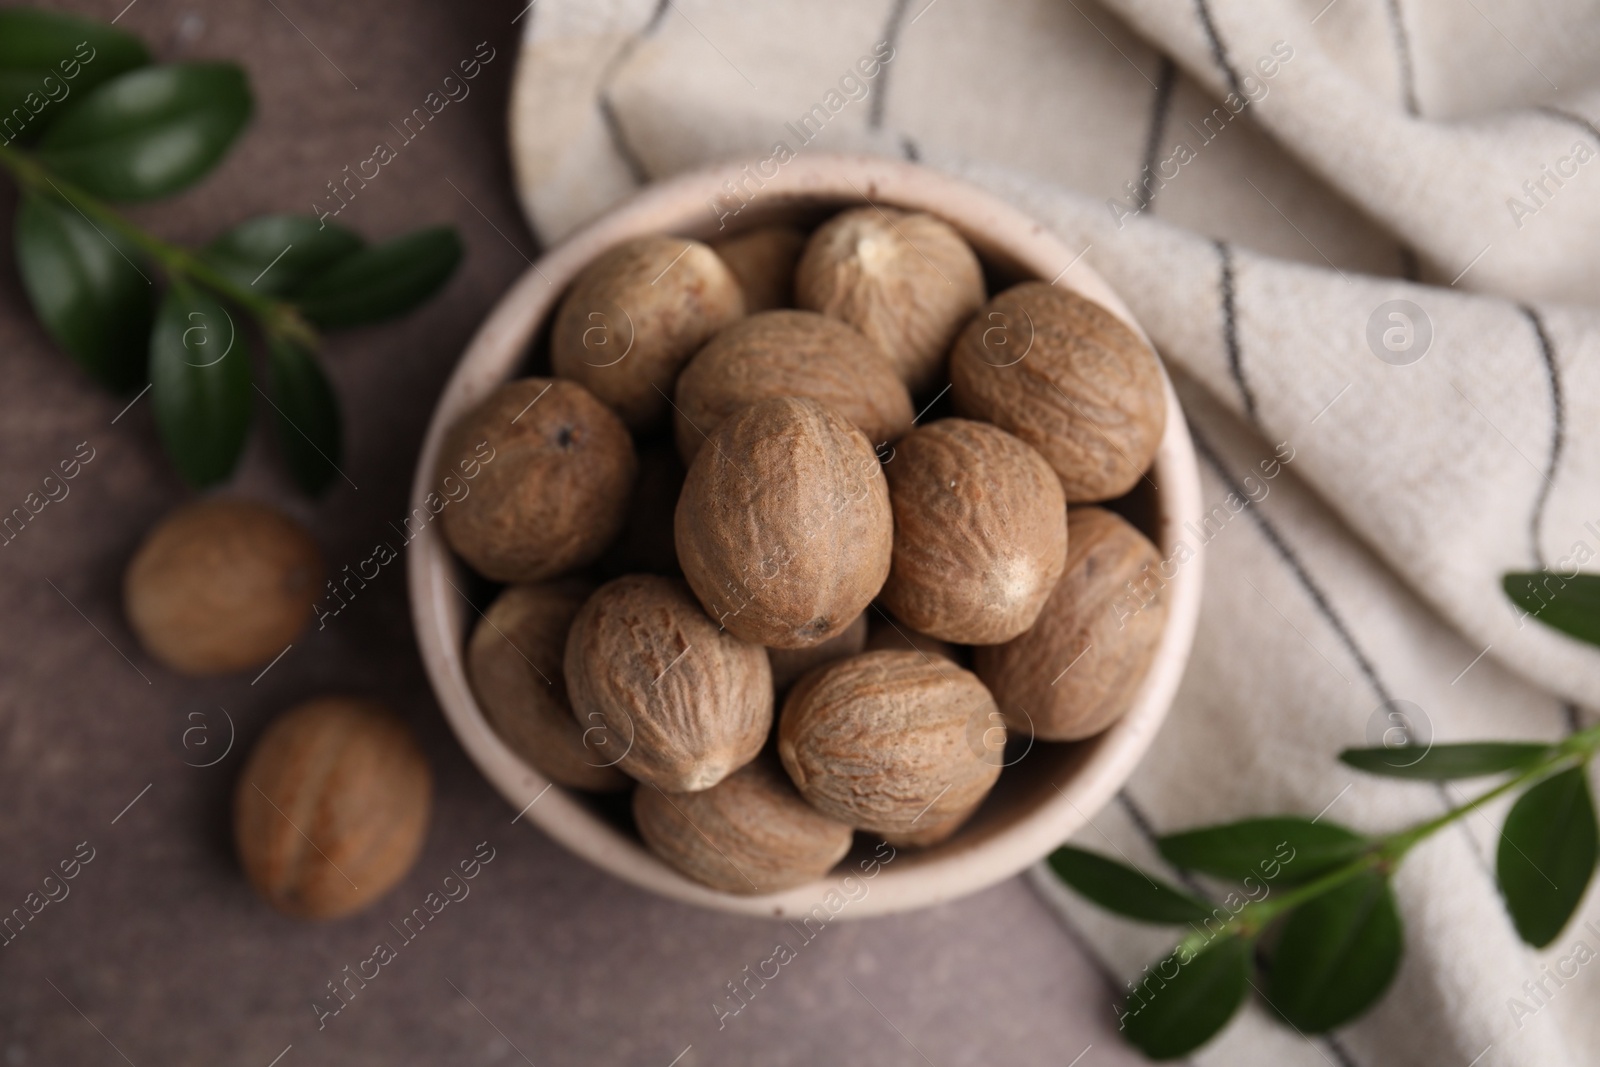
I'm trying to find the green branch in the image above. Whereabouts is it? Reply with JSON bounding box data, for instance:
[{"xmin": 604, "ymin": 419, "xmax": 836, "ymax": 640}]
[{"xmin": 0, "ymin": 140, "xmax": 318, "ymax": 348}]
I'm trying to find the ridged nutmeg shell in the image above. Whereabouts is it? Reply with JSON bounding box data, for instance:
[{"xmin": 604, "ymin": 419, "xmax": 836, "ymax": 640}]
[
  {"xmin": 880, "ymin": 418, "xmax": 1067, "ymax": 645},
  {"xmin": 949, "ymin": 281, "xmax": 1165, "ymax": 502},
  {"xmin": 564, "ymin": 575, "xmax": 772, "ymax": 792},
  {"xmin": 466, "ymin": 582, "xmax": 629, "ymax": 792},
  {"xmin": 437, "ymin": 378, "xmax": 636, "ymax": 583},
  {"xmin": 795, "ymin": 206, "xmax": 984, "ymax": 393},
  {"xmin": 550, "ymin": 235, "xmax": 745, "ymax": 430},
  {"xmin": 975, "ymin": 507, "xmax": 1168, "ymax": 741},
  {"xmin": 675, "ymin": 396, "xmax": 893, "ymax": 650},
  {"xmin": 234, "ymin": 697, "xmax": 431, "ymax": 919},
  {"xmin": 634, "ymin": 757, "xmax": 853, "ymax": 894},
  {"xmin": 672, "ymin": 310, "xmax": 913, "ymax": 465},
  {"xmin": 777, "ymin": 650, "xmax": 1003, "ymax": 836},
  {"xmin": 712, "ymin": 225, "xmax": 806, "ymax": 312}
]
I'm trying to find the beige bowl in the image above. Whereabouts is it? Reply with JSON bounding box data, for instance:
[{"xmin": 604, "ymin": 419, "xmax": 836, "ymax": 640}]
[{"xmin": 408, "ymin": 154, "xmax": 1202, "ymax": 919}]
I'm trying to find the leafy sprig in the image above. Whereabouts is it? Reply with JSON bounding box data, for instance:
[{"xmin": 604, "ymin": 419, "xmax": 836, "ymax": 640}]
[
  {"xmin": 1051, "ymin": 572, "xmax": 1600, "ymax": 1059},
  {"xmin": 0, "ymin": 8, "xmax": 463, "ymax": 493}
]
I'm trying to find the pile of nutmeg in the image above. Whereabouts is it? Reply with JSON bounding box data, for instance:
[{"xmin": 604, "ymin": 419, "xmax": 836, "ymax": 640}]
[{"xmin": 441, "ymin": 206, "xmax": 1170, "ymax": 895}]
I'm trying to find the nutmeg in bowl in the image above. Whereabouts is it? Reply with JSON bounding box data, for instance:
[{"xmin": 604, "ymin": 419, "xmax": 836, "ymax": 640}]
[{"xmin": 409, "ymin": 154, "xmax": 1202, "ymax": 919}]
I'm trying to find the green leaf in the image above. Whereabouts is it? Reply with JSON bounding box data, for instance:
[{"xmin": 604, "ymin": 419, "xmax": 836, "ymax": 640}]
[
  {"xmin": 1122, "ymin": 936, "xmax": 1251, "ymax": 1060},
  {"xmin": 1158, "ymin": 818, "xmax": 1369, "ymax": 885},
  {"xmin": 203, "ymin": 214, "xmax": 363, "ymax": 297},
  {"xmin": 1505, "ymin": 572, "xmax": 1600, "ymax": 649},
  {"xmin": 37, "ymin": 63, "xmax": 252, "ymax": 201},
  {"xmin": 1048, "ymin": 846, "xmax": 1213, "ymax": 924},
  {"xmin": 13, "ymin": 191, "xmax": 152, "ymax": 392},
  {"xmin": 288, "ymin": 226, "xmax": 462, "ymax": 329},
  {"xmin": 150, "ymin": 284, "xmax": 251, "ymax": 486},
  {"xmin": 1340, "ymin": 742, "xmax": 1552, "ymax": 780},
  {"xmin": 0, "ymin": 9, "xmax": 150, "ymax": 144},
  {"xmin": 1266, "ymin": 870, "xmax": 1403, "ymax": 1032},
  {"xmin": 1497, "ymin": 766, "xmax": 1599, "ymax": 947},
  {"xmin": 267, "ymin": 337, "xmax": 342, "ymax": 496}
]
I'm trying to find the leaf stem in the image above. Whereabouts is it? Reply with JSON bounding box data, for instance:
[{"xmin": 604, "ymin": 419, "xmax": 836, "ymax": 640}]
[
  {"xmin": 0, "ymin": 140, "xmax": 318, "ymax": 348},
  {"xmin": 1171, "ymin": 725, "xmax": 1600, "ymax": 957}
]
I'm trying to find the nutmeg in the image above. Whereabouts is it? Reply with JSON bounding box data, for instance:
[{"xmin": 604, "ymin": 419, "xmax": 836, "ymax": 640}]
[
  {"xmin": 975, "ymin": 507, "xmax": 1168, "ymax": 741},
  {"xmin": 671, "ymin": 310, "xmax": 914, "ymax": 465},
  {"xmin": 949, "ymin": 281, "xmax": 1165, "ymax": 502},
  {"xmin": 437, "ymin": 378, "xmax": 636, "ymax": 583},
  {"xmin": 550, "ymin": 235, "xmax": 745, "ymax": 430},
  {"xmin": 675, "ymin": 397, "xmax": 893, "ymax": 649},
  {"xmin": 778, "ymin": 650, "xmax": 1003, "ymax": 837},
  {"xmin": 767, "ymin": 611, "xmax": 868, "ymax": 692},
  {"xmin": 880, "ymin": 419, "xmax": 1066, "ymax": 644},
  {"xmin": 634, "ymin": 757, "xmax": 853, "ymax": 894},
  {"xmin": 234, "ymin": 697, "xmax": 431, "ymax": 919},
  {"xmin": 124, "ymin": 498, "xmax": 321, "ymax": 676},
  {"xmin": 564, "ymin": 575, "xmax": 772, "ymax": 792},
  {"xmin": 795, "ymin": 206, "xmax": 984, "ymax": 393},
  {"xmin": 712, "ymin": 225, "xmax": 806, "ymax": 312},
  {"xmin": 467, "ymin": 582, "xmax": 629, "ymax": 791}
]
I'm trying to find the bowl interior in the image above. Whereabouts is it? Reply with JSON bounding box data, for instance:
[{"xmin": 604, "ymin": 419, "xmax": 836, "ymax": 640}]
[{"xmin": 408, "ymin": 154, "xmax": 1202, "ymax": 918}]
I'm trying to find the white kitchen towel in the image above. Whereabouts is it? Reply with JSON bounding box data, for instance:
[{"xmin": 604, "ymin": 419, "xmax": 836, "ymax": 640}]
[{"xmin": 504, "ymin": 2, "xmax": 1600, "ymax": 1064}]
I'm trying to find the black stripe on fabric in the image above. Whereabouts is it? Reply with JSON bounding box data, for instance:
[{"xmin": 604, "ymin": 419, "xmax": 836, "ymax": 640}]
[
  {"xmin": 1192, "ymin": 428, "xmax": 1393, "ymax": 704},
  {"xmin": 1191, "ymin": 427, "xmax": 1495, "ymax": 877},
  {"xmin": 1520, "ymin": 306, "xmax": 1565, "ymax": 569},
  {"xmin": 645, "ymin": 0, "xmax": 671, "ymax": 34},
  {"xmin": 1565, "ymin": 703, "xmax": 1583, "ymax": 733},
  {"xmin": 1116, "ymin": 791, "xmax": 1210, "ymax": 898},
  {"xmin": 900, "ymin": 134, "xmax": 921, "ymax": 162},
  {"xmin": 1214, "ymin": 241, "xmax": 1259, "ymax": 424},
  {"xmin": 870, "ymin": 0, "xmax": 912, "ymax": 130},
  {"xmin": 1136, "ymin": 57, "xmax": 1180, "ymax": 214},
  {"xmin": 1382, "ymin": 0, "xmax": 1420, "ymax": 116},
  {"xmin": 1192, "ymin": 0, "xmax": 1245, "ymax": 99},
  {"xmin": 1324, "ymin": 1033, "xmax": 1362, "ymax": 1067}
]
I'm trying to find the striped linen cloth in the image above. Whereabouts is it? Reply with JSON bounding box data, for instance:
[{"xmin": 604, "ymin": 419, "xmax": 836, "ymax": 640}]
[{"xmin": 505, "ymin": 2, "xmax": 1600, "ymax": 1063}]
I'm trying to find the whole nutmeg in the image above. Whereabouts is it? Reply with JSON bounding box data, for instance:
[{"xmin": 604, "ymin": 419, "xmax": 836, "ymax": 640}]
[
  {"xmin": 949, "ymin": 281, "xmax": 1166, "ymax": 502},
  {"xmin": 437, "ymin": 378, "xmax": 636, "ymax": 583},
  {"xmin": 863, "ymin": 613, "xmax": 960, "ymax": 664},
  {"xmin": 564, "ymin": 575, "xmax": 772, "ymax": 792},
  {"xmin": 672, "ymin": 310, "xmax": 914, "ymax": 464},
  {"xmin": 124, "ymin": 498, "xmax": 320, "ymax": 675},
  {"xmin": 675, "ymin": 396, "xmax": 893, "ymax": 649},
  {"xmin": 634, "ymin": 757, "xmax": 853, "ymax": 894},
  {"xmin": 712, "ymin": 225, "xmax": 806, "ymax": 312},
  {"xmin": 466, "ymin": 582, "xmax": 629, "ymax": 792},
  {"xmin": 975, "ymin": 507, "xmax": 1168, "ymax": 741},
  {"xmin": 767, "ymin": 611, "xmax": 868, "ymax": 692},
  {"xmin": 795, "ymin": 206, "xmax": 984, "ymax": 393},
  {"xmin": 778, "ymin": 650, "xmax": 1003, "ymax": 836},
  {"xmin": 234, "ymin": 697, "xmax": 431, "ymax": 919},
  {"xmin": 550, "ymin": 235, "xmax": 745, "ymax": 430},
  {"xmin": 880, "ymin": 419, "xmax": 1067, "ymax": 645}
]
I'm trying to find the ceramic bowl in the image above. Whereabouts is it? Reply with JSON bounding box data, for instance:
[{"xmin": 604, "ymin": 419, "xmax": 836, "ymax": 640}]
[{"xmin": 407, "ymin": 153, "xmax": 1202, "ymax": 918}]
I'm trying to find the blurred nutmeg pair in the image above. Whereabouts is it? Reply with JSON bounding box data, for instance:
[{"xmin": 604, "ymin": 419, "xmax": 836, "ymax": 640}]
[
  {"xmin": 437, "ymin": 204, "xmax": 1173, "ymax": 895},
  {"xmin": 122, "ymin": 499, "xmax": 432, "ymax": 920}
]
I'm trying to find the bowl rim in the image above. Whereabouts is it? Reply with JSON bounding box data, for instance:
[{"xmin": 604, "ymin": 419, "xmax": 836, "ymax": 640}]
[{"xmin": 407, "ymin": 152, "xmax": 1203, "ymax": 919}]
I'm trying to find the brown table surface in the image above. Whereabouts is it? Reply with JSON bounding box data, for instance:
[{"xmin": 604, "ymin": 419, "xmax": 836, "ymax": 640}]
[{"xmin": 0, "ymin": 2, "xmax": 1147, "ymax": 1063}]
